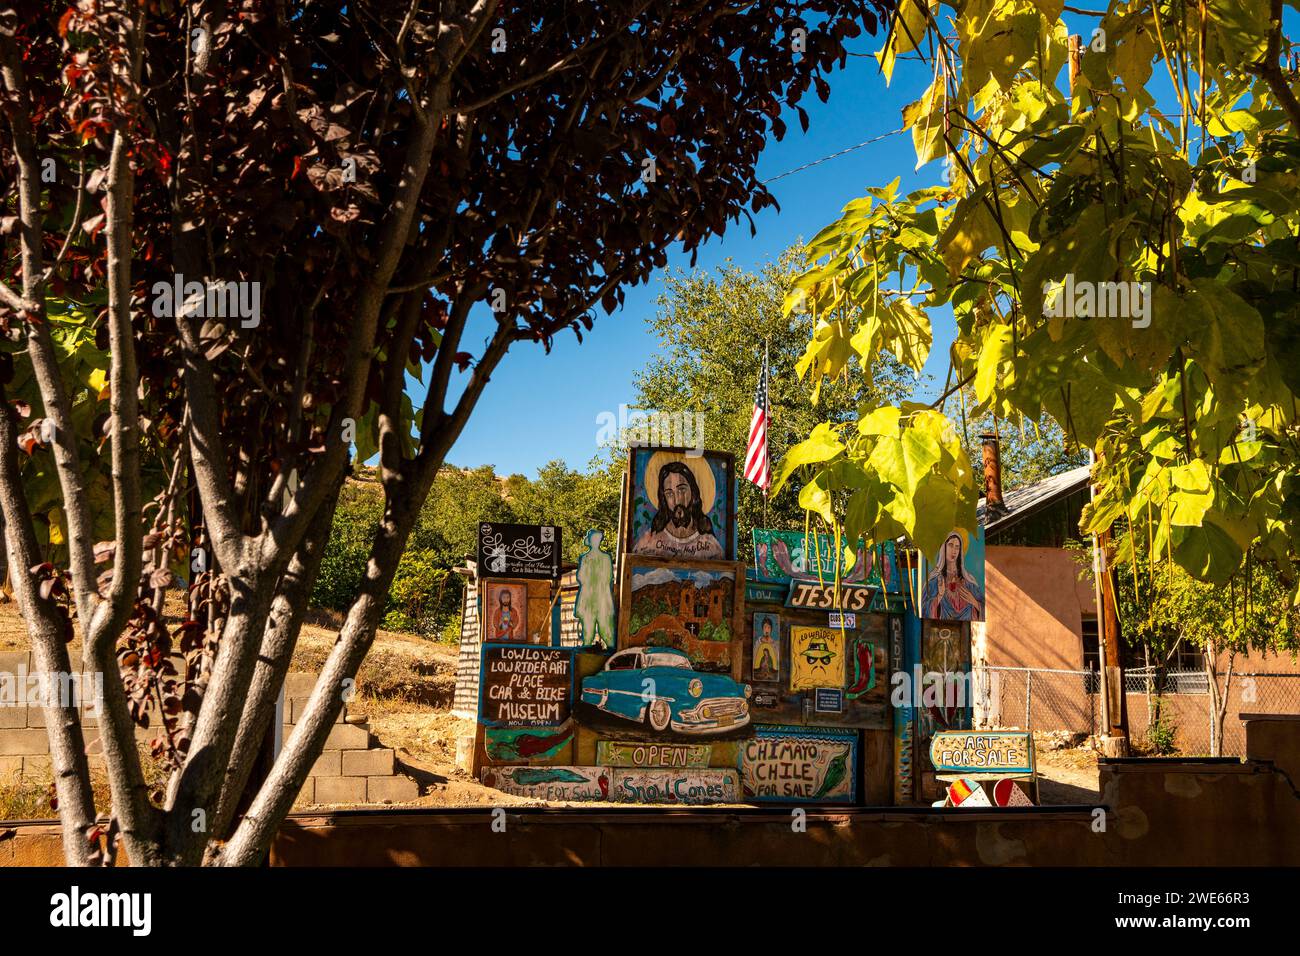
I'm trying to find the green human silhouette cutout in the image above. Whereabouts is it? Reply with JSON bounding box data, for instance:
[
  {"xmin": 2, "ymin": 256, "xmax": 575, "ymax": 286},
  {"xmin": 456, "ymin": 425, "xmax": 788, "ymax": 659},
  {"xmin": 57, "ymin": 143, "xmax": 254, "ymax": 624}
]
[{"xmin": 575, "ymin": 528, "xmax": 615, "ymax": 649}]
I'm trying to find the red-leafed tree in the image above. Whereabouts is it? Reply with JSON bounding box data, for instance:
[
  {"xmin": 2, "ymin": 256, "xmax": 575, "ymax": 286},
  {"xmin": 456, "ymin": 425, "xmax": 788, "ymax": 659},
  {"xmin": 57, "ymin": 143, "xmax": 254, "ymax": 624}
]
[{"xmin": 0, "ymin": 0, "xmax": 889, "ymax": 865}]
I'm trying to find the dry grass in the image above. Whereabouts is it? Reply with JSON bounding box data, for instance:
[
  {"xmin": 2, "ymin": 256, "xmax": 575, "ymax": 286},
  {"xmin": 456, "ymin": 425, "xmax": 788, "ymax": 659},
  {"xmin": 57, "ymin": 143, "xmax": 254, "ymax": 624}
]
[
  {"xmin": 0, "ymin": 777, "xmax": 50, "ymax": 820},
  {"xmin": 1, "ymin": 593, "xmax": 464, "ymax": 817},
  {"xmin": 1, "ymin": 754, "xmax": 172, "ymax": 822},
  {"xmin": 291, "ymin": 615, "xmax": 458, "ymax": 720}
]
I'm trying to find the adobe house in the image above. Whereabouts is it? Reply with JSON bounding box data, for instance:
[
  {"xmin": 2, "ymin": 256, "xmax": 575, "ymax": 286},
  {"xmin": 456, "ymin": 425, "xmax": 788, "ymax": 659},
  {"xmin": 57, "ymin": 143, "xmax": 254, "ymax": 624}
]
[
  {"xmin": 970, "ymin": 441, "xmax": 1097, "ymax": 674},
  {"xmin": 970, "ymin": 437, "xmax": 1300, "ymax": 755},
  {"xmin": 677, "ymin": 580, "xmax": 725, "ymax": 626},
  {"xmin": 973, "ymin": 437, "xmax": 1300, "ymax": 678}
]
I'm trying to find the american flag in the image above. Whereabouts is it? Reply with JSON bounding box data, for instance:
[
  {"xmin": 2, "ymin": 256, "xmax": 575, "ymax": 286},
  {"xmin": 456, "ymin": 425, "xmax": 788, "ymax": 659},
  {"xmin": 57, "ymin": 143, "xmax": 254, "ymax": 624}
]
[{"xmin": 744, "ymin": 347, "xmax": 771, "ymax": 491}]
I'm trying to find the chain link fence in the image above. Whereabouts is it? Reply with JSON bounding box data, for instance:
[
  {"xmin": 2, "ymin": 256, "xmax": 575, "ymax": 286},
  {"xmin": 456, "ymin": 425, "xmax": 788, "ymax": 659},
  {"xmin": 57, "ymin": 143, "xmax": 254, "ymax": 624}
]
[{"xmin": 971, "ymin": 665, "xmax": 1300, "ymax": 756}]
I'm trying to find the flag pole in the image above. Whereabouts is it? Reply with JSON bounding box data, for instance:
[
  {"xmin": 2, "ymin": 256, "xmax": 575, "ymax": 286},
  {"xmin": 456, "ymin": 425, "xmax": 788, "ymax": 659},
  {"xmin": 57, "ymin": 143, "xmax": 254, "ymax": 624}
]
[{"xmin": 762, "ymin": 337, "xmax": 770, "ymax": 528}]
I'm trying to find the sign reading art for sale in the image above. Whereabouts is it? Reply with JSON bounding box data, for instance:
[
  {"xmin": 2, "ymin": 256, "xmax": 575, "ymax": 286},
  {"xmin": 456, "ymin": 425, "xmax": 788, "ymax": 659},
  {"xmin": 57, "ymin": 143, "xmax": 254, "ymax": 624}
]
[{"xmin": 929, "ymin": 730, "xmax": 1034, "ymax": 775}]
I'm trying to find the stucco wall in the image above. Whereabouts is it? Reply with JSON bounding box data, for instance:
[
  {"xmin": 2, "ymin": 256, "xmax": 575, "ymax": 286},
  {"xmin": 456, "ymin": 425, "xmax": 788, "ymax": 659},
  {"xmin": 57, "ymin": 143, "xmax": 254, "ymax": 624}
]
[
  {"xmin": 981, "ymin": 545, "xmax": 1095, "ymax": 671},
  {"xmin": 979, "ymin": 545, "xmax": 1300, "ymax": 676}
]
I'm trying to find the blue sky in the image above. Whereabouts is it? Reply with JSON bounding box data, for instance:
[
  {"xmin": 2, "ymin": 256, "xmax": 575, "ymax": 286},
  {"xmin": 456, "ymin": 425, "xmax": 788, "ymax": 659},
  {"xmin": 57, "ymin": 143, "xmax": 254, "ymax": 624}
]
[
  {"xmin": 430, "ymin": 31, "xmax": 945, "ymax": 479},
  {"xmin": 437, "ymin": 13, "xmax": 1142, "ymax": 478}
]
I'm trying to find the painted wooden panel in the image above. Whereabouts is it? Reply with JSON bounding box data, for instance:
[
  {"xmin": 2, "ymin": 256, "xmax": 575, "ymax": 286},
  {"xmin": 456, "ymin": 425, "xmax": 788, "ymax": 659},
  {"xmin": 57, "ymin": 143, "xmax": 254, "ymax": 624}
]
[
  {"xmin": 596, "ymin": 740, "xmax": 713, "ymax": 768},
  {"xmin": 481, "ymin": 765, "xmax": 740, "ymax": 804},
  {"xmin": 618, "ymin": 557, "xmax": 746, "ymax": 678},
  {"xmin": 609, "ymin": 768, "xmax": 739, "ymax": 804},
  {"xmin": 478, "ymin": 644, "xmax": 574, "ymax": 727},
  {"xmin": 739, "ymin": 725, "xmax": 857, "ymax": 803},
  {"xmin": 483, "ymin": 581, "xmax": 527, "ymax": 642},
  {"xmin": 575, "ymin": 642, "xmax": 753, "ymax": 743},
  {"xmin": 790, "ymin": 625, "xmax": 846, "ymax": 691},
  {"xmin": 480, "ymin": 765, "xmax": 606, "ymax": 801},
  {"xmin": 742, "ymin": 603, "xmax": 890, "ymax": 731},
  {"xmin": 477, "ymin": 576, "xmax": 554, "ymax": 646},
  {"xmin": 574, "ymin": 528, "xmax": 616, "ymax": 650},
  {"xmin": 574, "ymin": 722, "xmax": 740, "ymax": 769},
  {"xmin": 623, "ymin": 448, "xmax": 735, "ymax": 561},
  {"xmin": 785, "ymin": 581, "xmax": 876, "ymax": 613},
  {"xmin": 483, "ymin": 722, "xmax": 576, "ymax": 764},
  {"xmin": 921, "ymin": 527, "xmax": 986, "ymax": 622},
  {"xmin": 929, "ymin": 730, "xmax": 1035, "ymax": 775},
  {"xmin": 917, "ymin": 619, "xmax": 973, "ymax": 776},
  {"xmin": 476, "ymin": 522, "xmax": 561, "ymax": 579},
  {"xmin": 752, "ymin": 530, "xmax": 900, "ymax": 592}
]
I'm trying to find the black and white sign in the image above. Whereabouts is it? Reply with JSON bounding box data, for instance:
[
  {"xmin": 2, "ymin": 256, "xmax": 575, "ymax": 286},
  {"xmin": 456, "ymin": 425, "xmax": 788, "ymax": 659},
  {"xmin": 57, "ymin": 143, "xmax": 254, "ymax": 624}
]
[
  {"xmin": 813, "ymin": 687, "xmax": 845, "ymax": 714},
  {"xmin": 476, "ymin": 522, "xmax": 562, "ymax": 579},
  {"xmin": 752, "ymin": 690, "xmax": 780, "ymax": 709},
  {"xmin": 479, "ymin": 644, "xmax": 574, "ymax": 727}
]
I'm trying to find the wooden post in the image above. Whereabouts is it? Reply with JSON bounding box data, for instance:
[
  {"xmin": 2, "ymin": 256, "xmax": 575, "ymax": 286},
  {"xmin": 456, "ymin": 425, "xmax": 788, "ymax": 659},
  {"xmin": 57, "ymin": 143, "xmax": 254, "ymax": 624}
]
[
  {"xmin": 1097, "ymin": 526, "xmax": 1131, "ymax": 751},
  {"xmin": 1088, "ymin": 451, "xmax": 1130, "ymax": 756}
]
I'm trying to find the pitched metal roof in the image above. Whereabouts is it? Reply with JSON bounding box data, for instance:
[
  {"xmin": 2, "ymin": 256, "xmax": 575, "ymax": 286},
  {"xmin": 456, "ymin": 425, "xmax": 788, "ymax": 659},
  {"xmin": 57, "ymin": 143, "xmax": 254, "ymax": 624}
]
[{"xmin": 976, "ymin": 463, "xmax": 1092, "ymax": 535}]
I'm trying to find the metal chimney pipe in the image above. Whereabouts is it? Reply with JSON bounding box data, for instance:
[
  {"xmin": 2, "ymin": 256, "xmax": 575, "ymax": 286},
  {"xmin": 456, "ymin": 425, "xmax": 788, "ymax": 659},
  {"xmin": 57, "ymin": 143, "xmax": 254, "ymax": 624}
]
[{"xmin": 980, "ymin": 433, "xmax": 1004, "ymax": 510}]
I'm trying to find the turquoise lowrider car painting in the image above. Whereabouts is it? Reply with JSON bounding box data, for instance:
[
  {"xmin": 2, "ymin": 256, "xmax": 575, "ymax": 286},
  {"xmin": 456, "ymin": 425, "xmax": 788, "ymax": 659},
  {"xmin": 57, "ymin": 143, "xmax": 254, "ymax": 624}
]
[{"xmin": 580, "ymin": 647, "xmax": 751, "ymax": 734}]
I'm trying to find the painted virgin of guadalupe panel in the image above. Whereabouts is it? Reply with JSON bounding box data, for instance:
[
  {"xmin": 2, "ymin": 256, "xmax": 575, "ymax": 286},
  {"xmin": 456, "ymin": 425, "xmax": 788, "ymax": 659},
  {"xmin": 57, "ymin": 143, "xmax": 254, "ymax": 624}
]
[{"xmin": 921, "ymin": 527, "xmax": 985, "ymax": 622}]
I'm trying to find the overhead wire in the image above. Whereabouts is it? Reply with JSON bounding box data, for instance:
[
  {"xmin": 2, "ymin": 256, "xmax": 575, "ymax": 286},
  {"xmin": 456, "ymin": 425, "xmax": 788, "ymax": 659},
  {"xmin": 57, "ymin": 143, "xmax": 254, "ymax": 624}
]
[{"xmin": 761, "ymin": 127, "xmax": 908, "ymax": 183}]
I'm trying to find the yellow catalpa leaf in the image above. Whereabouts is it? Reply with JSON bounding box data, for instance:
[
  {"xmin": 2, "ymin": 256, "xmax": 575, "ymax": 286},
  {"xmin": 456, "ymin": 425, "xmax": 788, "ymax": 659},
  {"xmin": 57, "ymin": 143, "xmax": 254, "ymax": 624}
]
[{"xmin": 48, "ymin": 507, "xmax": 66, "ymax": 546}]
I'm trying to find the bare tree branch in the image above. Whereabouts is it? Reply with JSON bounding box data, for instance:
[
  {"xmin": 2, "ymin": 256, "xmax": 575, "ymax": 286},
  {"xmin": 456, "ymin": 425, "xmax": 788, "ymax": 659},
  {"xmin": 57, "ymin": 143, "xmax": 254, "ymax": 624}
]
[
  {"xmin": 1251, "ymin": 0, "xmax": 1300, "ymax": 132},
  {"xmin": 82, "ymin": 0, "xmax": 159, "ymax": 860},
  {"xmin": 209, "ymin": 474, "xmax": 343, "ymax": 846},
  {"xmin": 221, "ymin": 314, "xmax": 516, "ymax": 866},
  {"xmin": 0, "ymin": 391, "xmax": 97, "ymax": 866}
]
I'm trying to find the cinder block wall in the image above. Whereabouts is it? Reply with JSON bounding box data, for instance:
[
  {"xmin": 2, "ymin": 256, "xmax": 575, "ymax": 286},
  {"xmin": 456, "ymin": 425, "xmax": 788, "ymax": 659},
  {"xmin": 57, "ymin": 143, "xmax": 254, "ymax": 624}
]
[
  {"xmin": 0, "ymin": 650, "xmax": 127, "ymax": 783},
  {"xmin": 282, "ymin": 672, "xmax": 419, "ymax": 806},
  {"xmin": 3, "ymin": 656, "xmax": 420, "ymax": 808}
]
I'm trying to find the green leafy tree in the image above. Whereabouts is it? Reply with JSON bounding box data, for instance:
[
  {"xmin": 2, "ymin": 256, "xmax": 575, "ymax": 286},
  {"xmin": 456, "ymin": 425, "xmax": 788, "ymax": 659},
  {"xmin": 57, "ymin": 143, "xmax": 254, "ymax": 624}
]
[
  {"xmin": 1106, "ymin": 531, "xmax": 1299, "ymax": 754},
  {"xmin": 314, "ymin": 465, "xmax": 512, "ymax": 636},
  {"xmin": 634, "ymin": 249, "xmax": 917, "ymax": 556},
  {"xmin": 779, "ymin": 0, "xmax": 1300, "ymax": 611},
  {"xmin": 312, "ymin": 460, "xmax": 621, "ymax": 637},
  {"xmin": 411, "ymin": 466, "xmax": 516, "ymax": 567},
  {"xmin": 310, "ymin": 478, "xmax": 384, "ymax": 613},
  {"xmin": 504, "ymin": 457, "xmax": 623, "ymax": 565}
]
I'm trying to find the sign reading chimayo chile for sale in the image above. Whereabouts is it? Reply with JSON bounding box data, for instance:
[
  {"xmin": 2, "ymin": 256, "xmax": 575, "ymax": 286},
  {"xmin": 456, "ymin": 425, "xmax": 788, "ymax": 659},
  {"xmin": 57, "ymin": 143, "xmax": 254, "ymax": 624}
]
[{"xmin": 929, "ymin": 730, "xmax": 1035, "ymax": 775}]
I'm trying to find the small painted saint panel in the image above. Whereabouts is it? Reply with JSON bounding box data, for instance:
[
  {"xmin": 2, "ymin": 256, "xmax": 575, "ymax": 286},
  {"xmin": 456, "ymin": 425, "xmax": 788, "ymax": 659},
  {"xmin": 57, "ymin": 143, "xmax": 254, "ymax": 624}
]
[
  {"xmin": 626, "ymin": 448, "xmax": 734, "ymax": 560},
  {"xmin": 789, "ymin": 626, "xmax": 845, "ymax": 692},
  {"xmin": 484, "ymin": 581, "xmax": 527, "ymax": 642},
  {"xmin": 921, "ymin": 526, "xmax": 985, "ymax": 622},
  {"xmin": 751, "ymin": 612, "xmax": 781, "ymax": 683}
]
